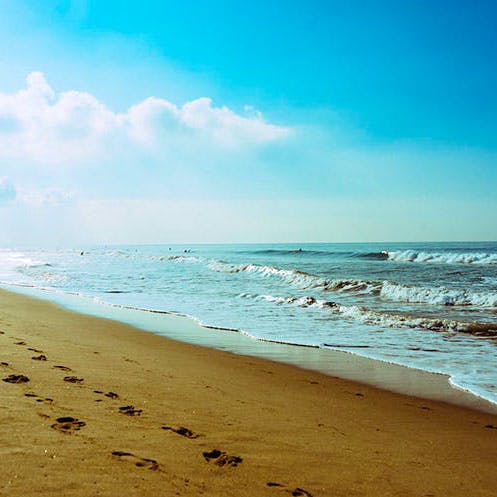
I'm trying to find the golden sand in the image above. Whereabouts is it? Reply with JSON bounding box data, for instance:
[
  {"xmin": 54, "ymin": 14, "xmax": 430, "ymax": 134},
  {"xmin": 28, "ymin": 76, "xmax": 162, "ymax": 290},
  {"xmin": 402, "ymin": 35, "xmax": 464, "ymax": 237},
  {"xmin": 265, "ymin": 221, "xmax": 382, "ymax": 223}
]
[{"xmin": 0, "ymin": 289, "xmax": 496, "ymax": 496}]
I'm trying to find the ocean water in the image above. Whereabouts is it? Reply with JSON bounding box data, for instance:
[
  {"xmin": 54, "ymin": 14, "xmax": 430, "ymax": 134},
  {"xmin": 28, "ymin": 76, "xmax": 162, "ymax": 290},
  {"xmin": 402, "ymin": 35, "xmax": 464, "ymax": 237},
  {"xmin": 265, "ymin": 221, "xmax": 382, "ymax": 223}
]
[{"xmin": 1, "ymin": 242, "xmax": 496, "ymax": 403}]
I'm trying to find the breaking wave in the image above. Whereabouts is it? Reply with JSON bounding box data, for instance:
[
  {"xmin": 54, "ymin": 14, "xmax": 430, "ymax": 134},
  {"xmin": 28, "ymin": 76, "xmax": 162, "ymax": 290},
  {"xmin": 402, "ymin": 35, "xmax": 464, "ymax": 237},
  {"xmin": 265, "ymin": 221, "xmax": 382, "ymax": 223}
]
[
  {"xmin": 16, "ymin": 265, "xmax": 68, "ymax": 284},
  {"xmin": 162, "ymin": 255, "xmax": 201, "ymax": 263},
  {"xmin": 380, "ymin": 281, "xmax": 497, "ymax": 308},
  {"xmin": 386, "ymin": 250, "xmax": 497, "ymax": 265},
  {"xmin": 238, "ymin": 293, "xmax": 497, "ymax": 338},
  {"xmin": 239, "ymin": 248, "xmax": 394, "ymax": 260},
  {"xmin": 208, "ymin": 260, "xmax": 497, "ymax": 308},
  {"xmin": 95, "ymin": 250, "xmax": 202, "ymax": 264},
  {"xmin": 208, "ymin": 260, "xmax": 380, "ymax": 294}
]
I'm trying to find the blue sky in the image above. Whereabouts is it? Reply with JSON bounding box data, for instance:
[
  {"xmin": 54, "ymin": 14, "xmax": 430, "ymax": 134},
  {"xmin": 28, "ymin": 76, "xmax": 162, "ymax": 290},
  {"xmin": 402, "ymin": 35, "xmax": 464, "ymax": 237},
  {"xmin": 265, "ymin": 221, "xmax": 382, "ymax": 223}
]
[{"xmin": 0, "ymin": 0, "xmax": 496, "ymax": 244}]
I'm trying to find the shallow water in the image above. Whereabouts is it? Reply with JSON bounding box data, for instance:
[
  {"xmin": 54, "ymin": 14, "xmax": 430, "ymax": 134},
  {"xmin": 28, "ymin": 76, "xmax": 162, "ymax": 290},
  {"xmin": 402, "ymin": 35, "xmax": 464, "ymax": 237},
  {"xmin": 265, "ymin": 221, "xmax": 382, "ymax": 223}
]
[{"xmin": 1, "ymin": 242, "xmax": 496, "ymax": 403}]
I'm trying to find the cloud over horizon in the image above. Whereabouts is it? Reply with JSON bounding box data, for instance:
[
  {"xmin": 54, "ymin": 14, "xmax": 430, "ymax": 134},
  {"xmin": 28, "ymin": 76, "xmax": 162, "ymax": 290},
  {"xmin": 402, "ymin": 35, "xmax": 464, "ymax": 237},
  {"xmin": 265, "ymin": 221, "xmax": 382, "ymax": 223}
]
[
  {"xmin": 0, "ymin": 72, "xmax": 494, "ymax": 244},
  {"xmin": 0, "ymin": 72, "xmax": 289, "ymax": 165}
]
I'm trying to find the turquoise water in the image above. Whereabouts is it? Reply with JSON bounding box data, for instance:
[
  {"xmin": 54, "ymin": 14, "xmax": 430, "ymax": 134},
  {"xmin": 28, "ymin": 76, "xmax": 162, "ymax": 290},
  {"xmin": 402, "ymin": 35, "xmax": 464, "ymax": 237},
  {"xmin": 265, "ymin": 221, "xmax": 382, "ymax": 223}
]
[{"xmin": 1, "ymin": 242, "xmax": 496, "ymax": 403}]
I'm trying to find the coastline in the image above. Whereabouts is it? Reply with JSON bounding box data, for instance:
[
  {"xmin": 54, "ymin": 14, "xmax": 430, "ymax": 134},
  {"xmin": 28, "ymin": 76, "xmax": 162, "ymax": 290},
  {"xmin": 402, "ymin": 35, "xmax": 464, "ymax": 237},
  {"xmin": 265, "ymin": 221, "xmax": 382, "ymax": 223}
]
[
  {"xmin": 2, "ymin": 282, "xmax": 497, "ymax": 414},
  {"xmin": 1, "ymin": 288, "xmax": 497, "ymax": 496}
]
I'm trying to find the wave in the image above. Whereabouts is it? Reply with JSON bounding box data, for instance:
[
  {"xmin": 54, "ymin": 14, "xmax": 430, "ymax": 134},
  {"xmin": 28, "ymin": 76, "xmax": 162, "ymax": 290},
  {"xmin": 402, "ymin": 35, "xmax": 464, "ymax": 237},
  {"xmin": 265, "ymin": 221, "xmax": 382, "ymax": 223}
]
[
  {"xmin": 352, "ymin": 251, "xmax": 389, "ymax": 260},
  {"xmin": 238, "ymin": 293, "xmax": 497, "ymax": 338},
  {"xmin": 208, "ymin": 260, "xmax": 321, "ymax": 285},
  {"xmin": 16, "ymin": 264, "xmax": 68, "ymax": 284},
  {"xmin": 0, "ymin": 251, "xmax": 50, "ymax": 270},
  {"xmin": 380, "ymin": 281, "xmax": 497, "ymax": 308},
  {"xmin": 169, "ymin": 247, "xmax": 497, "ymax": 267},
  {"xmin": 241, "ymin": 248, "xmax": 345, "ymax": 256},
  {"xmin": 208, "ymin": 260, "xmax": 497, "ymax": 308},
  {"xmin": 96, "ymin": 250, "xmax": 202, "ymax": 264},
  {"xmin": 241, "ymin": 248, "xmax": 394, "ymax": 260},
  {"xmin": 386, "ymin": 250, "xmax": 497, "ymax": 265},
  {"xmin": 208, "ymin": 260, "xmax": 380, "ymax": 294},
  {"xmin": 161, "ymin": 255, "xmax": 201, "ymax": 263}
]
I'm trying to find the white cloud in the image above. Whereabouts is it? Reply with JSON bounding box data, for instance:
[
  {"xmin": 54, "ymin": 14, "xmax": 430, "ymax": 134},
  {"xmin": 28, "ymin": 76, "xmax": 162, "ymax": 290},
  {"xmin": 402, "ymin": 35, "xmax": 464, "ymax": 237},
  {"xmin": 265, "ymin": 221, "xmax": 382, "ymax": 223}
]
[
  {"xmin": 0, "ymin": 72, "xmax": 289, "ymax": 164},
  {"xmin": 0, "ymin": 177, "xmax": 16, "ymax": 204},
  {"xmin": 179, "ymin": 97, "xmax": 286, "ymax": 145}
]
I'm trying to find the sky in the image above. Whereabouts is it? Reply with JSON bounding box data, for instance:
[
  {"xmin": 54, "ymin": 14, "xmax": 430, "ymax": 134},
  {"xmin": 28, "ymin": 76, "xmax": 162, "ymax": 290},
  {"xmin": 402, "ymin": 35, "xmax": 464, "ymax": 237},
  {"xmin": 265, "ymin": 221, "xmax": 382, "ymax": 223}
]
[{"xmin": 0, "ymin": 0, "xmax": 496, "ymax": 245}]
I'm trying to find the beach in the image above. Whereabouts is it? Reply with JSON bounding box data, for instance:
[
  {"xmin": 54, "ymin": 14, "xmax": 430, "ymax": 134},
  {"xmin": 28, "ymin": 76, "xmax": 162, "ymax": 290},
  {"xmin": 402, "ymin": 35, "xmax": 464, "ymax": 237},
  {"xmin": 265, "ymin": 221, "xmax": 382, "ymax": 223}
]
[
  {"xmin": 1, "ymin": 289, "xmax": 496, "ymax": 496},
  {"xmin": 4, "ymin": 243, "xmax": 497, "ymax": 405},
  {"xmin": 1, "ymin": 4, "xmax": 495, "ymax": 496}
]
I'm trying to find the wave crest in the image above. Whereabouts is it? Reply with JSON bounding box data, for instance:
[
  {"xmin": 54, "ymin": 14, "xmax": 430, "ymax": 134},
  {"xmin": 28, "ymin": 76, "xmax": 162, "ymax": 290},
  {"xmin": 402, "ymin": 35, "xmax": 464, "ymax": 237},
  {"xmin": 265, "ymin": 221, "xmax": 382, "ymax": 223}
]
[
  {"xmin": 238, "ymin": 293, "xmax": 497, "ymax": 338},
  {"xmin": 208, "ymin": 261, "xmax": 380, "ymax": 294},
  {"xmin": 210, "ymin": 260, "xmax": 497, "ymax": 308},
  {"xmin": 380, "ymin": 281, "xmax": 497, "ymax": 308},
  {"xmin": 386, "ymin": 250, "xmax": 497, "ymax": 265},
  {"xmin": 163, "ymin": 255, "xmax": 201, "ymax": 263}
]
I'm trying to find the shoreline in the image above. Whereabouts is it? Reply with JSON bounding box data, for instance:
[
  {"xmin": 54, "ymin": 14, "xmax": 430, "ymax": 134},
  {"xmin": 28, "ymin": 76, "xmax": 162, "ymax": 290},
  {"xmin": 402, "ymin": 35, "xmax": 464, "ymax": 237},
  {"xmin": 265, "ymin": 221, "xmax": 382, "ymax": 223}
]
[
  {"xmin": 2, "ymin": 282, "xmax": 497, "ymax": 414},
  {"xmin": 1, "ymin": 288, "xmax": 497, "ymax": 496}
]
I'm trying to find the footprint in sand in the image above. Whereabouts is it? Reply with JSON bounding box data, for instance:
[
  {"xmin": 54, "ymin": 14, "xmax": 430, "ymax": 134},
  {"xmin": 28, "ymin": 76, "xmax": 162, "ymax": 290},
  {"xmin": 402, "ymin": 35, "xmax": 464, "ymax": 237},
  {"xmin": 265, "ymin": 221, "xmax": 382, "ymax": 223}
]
[
  {"xmin": 111, "ymin": 451, "xmax": 159, "ymax": 470},
  {"xmin": 267, "ymin": 482, "xmax": 313, "ymax": 497},
  {"xmin": 25, "ymin": 392, "xmax": 53, "ymax": 403},
  {"xmin": 485, "ymin": 424, "xmax": 497, "ymax": 430},
  {"xmin": 1, "ymin": 362, "xmax": 9, "ymax": 367},
  {"xmin": 53, "ymin": 365, "xmax": 72, "ymax": 372},
  {"xmin": 119, "ymin": 405, "xmax": 142, "ymax": 416},
  {"xmin": 51, "ymin": 416, "xmax": 86, "ymax": 433},
  {"xmin": 14, "ymin": 341, "xmax": 27, "ymax": 346},
  {"xmin": 93, "ymin": 390, "xmax": 104, "ymax": 402},
  {"xmin": 94, "ymin": 390, "xmax": 119, "ymax": 399},
  {"xmin": 162, "ymin": 425, "xmax": 201, "ymax": 439},
  {"xmin": 32, "ymin": 355, "xmax": 47, "ymax": 361},
  {"xmin": 63, "ymin": 376, "xmax": 84, "ymax": 384},
  {"xmin": 2, "ymin": 374, "xmax": 30, "ymax": 384},
  {"xmin": 27, "ymin": 347, "xmax": 44, "ymax": 353},
  {"xmin": 202, "ymin": 449, "xmax": 242, "ymax": 467}
]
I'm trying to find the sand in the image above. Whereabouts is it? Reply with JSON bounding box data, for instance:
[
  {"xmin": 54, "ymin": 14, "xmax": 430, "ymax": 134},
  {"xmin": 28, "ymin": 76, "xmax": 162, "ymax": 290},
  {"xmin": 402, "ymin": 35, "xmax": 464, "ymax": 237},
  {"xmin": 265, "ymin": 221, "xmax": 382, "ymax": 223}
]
[{"xmin": 0, "ymin": 289, "xmax": 496, "ymax": 497}]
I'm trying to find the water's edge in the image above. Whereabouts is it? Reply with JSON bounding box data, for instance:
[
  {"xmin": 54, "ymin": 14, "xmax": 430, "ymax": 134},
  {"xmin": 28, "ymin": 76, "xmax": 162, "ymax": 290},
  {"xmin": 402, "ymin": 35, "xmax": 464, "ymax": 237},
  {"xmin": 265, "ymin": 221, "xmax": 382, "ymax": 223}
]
[{"xmin": 2, "ymin": 283, "xmax": 497, "ymax": 415}]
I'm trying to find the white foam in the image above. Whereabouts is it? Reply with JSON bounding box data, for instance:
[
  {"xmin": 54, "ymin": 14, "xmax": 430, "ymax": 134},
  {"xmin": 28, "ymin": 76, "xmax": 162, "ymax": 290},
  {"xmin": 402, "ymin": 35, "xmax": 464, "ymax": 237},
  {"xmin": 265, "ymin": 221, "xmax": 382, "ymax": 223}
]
[
  {"xmin": 162, "ymin": 255, "xmax": 201, "ymax": 263},
  {"xmin": 0, "ymin": 250, "xmax": 49, "ymax": 279},
  {"xmin": 380, "ymin": 281, "xmax": 497, "ymax": 307},
  {"xmin": 99, "ymin": 250, "xmax": 202, "ymax": 264},
  {"xmin": 387, "ymin": 250, "xmax": 497, "ymax": 264},
  {"xmin": 209, "ymin": 260, "xmax": 380, "ymax": 294},
  {"xmin": 211, "ymin": 260, "xmax": 497, "ymax": 308},
  {"xmin": 238, "ymin": 292, "xmax": 497, "ymax": 337}
]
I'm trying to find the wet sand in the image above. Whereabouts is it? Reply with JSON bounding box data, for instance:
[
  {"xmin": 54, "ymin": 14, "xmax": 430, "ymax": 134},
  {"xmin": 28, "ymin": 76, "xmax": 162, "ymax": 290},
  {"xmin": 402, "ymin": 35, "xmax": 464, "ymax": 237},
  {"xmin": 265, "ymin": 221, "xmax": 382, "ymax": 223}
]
[{"xmin": 1, "ymin": 288, "xmax": 496, "ymax": 496}]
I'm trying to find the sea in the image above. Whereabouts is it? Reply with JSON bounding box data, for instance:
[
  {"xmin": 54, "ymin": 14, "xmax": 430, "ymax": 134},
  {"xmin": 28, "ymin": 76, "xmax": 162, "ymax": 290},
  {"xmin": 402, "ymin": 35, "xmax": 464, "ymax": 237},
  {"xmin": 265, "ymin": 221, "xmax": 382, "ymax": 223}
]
[{"xmin": 1, "ymin": 242, "xmax": 496, "ymax": 404}]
